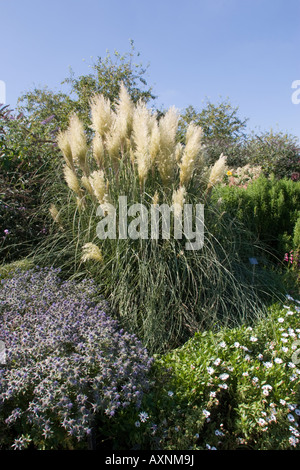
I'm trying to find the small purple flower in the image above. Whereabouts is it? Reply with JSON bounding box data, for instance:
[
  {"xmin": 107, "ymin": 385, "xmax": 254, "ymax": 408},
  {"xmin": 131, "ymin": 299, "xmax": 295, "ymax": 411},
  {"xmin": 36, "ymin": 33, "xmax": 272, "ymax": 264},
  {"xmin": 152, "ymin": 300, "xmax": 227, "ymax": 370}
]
[
  {"xmin": 4, "ymin": 229, "xmax": 9, "ymax": 236},
  {"xmin": 0, "ymin": 267, "xmax": 153, "ymax": 448},
  {"xmin": 41, "ymin": 114, "xmax": 55, "ymax": 125}
]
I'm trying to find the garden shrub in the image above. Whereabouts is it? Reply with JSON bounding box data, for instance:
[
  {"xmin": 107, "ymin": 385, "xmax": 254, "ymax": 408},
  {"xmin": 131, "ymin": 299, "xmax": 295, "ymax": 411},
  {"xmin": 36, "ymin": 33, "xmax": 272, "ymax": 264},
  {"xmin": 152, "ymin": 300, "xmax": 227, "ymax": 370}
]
[
  {"xmin": 240, "ymin": 130, "xmax": 300, "ymax": 180},
  {"xmin": 130, "ymin": 297, "xmax": 300, "ymax": 450},
  {"xmin": 212, "ymin": 175, "xmax": 300, "ymax": 257},
  {"xmin": 0, "ymin": 105, "xmax": 59, "ymax": 262},
  {"xmin": 293, "ymin": 216, "xmax": 300, "ymax": 249},
  {"xmin": 177, "ymin": 108, "xmax": 300, "ymax": 181},
  {"xmin": 33, "ymin": 84, "xmax": 280, "ymax": 353},
  {"xmin": 0, "ymin": 267, "xmax": 153, "ymax": 450}
]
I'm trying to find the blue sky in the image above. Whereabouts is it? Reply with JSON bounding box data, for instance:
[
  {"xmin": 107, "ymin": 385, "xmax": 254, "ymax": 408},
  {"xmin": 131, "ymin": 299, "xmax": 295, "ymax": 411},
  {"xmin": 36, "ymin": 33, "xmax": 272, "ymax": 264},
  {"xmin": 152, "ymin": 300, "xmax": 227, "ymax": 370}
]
[{"xmin": 1, "ymin": 0, "xmax": 299, "ymax": 140}]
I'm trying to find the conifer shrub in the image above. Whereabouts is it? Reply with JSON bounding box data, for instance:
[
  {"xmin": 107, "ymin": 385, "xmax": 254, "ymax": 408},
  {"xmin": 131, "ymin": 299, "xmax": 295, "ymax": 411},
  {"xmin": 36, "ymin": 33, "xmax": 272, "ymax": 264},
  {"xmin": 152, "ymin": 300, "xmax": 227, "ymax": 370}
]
[{"xmin": 212, "ymin": 175, "xmax": 300, "ymax": 257}]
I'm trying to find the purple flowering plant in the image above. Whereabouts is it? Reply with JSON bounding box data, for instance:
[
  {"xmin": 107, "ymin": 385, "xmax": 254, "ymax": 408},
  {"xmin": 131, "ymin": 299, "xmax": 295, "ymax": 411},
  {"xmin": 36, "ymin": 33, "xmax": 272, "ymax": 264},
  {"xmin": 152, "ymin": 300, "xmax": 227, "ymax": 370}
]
[{"xmin": 0, "ymin": 267, "xmax": 153, "ymax": 449}]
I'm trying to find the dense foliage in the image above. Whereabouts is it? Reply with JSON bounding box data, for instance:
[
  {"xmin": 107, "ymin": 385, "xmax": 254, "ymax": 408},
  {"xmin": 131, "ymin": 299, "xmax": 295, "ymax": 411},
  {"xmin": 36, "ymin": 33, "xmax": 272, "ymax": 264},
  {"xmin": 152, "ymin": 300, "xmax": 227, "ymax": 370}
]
[
  {"xmin": 240, "ymin": 130, "xmax": 300, "ymax": 180},
  {"xmin": 212, "ymin": 175, "xmax": 300, "ymax": 257},
  {"xmin": 178, "ymin": 100, "xmax": 248, "ymax": 165},
  {"xmin": 0, "ymin": 104, "xmax": 59, "ymax": 262}
]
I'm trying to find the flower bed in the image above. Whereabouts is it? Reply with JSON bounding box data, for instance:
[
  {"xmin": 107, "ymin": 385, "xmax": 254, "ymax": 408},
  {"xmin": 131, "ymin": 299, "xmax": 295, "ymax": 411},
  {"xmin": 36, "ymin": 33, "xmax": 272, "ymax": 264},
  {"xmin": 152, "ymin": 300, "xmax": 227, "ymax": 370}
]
[
  {"xmin": 0, "ymin": 267, "xmax": 153, "ymax": 449},
  {"xmin": 128, "ymin": 297, "xmax": 300, "ymax": 450}
]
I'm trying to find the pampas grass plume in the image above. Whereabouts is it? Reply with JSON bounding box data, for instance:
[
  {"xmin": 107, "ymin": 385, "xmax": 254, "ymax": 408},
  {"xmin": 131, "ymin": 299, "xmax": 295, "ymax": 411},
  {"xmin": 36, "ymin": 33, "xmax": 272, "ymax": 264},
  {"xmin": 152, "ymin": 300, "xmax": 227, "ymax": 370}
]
[
  {"xmin": 49, "ymin": 204, "xmax": 60, "ymax": 224},
  {"xmin": 88, "ymin": 170, "xmax": 107, "ymax": 204},
  {"xmin": 207, "ymin": 153, "xmax": 227, "ymax": 189},
  {"xmin": 132, "ymin": 100, "xmax": 152, "ymax": 185},
  {"xmin": 114, "ymin": 82, "xmax": 134, "ymax": 144},
  {"xmin": 81, "ymin": 175, "xmax": 94, "ymax": 196},
  {"xmin": 179, "ymin": 123, "xmax": 204, "ymax": 186},
  {"xmin": 63, "ymin": 165, "xmax": 81, "ymax": 195},
  {"xmin": 57, "ymin": 130, "xmax": 74, "ymax": 169},
  {"xmin": 68, "ymin": 114, "xmax": 88, "ymax": 173},
  {"xmin": 92, "ymin": 133, "xmax": 105, "ymax": 168},
  {"xmin": 157, "ymin": 106, "xmax": 179, "ymax": 185},
  {"xmin": 90, "ymin": 94, "xmax": 113, "ymax": 138},
  {"xmin": 172, "ymin": 186, "xmax": 186, "ymax": 218},
  {"xmin": 81, "ymin": 243, "xmax": 103, "ymax": 263}
]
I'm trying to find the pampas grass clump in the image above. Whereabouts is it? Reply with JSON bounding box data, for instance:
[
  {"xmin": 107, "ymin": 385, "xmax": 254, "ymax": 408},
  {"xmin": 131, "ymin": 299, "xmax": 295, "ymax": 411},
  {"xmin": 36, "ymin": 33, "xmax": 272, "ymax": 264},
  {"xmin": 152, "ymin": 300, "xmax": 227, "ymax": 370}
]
[{"xmin": 34, "ymin": 84, "xmax": 277, "ymax": 353}]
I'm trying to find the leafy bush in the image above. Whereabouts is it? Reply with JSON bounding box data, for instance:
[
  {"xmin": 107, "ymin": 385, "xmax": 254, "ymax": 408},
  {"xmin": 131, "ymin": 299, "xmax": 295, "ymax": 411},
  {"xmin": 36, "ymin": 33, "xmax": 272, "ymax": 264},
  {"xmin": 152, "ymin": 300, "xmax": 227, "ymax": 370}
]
[
  {"xmin": 0, "ymin": 267, "xmax": 153, "ymax": 450},
  {"xmin": 0, "ymin": 105, "xmax": 59, "ymax": 262},
  {"xmin": 179, "ymin": 111, "xmax": 300, "ymax": 181},
  {"xmin": 130, "ymin": 298, "xmax": 300, "ymax": 450},
  {"xmin": 293, "ymin": 216, "xmax": 300, "ymax": 249},
  {"xmin": 240, "ymin": 130, "xmax": 300, "ymax": 180},
  {"xmin": 212, "ymin": 175, "xmax": 300, "ymax": 257},
  {"xmin": 281, "ymin": 218, "xmax": 300, "ymax": 292}
]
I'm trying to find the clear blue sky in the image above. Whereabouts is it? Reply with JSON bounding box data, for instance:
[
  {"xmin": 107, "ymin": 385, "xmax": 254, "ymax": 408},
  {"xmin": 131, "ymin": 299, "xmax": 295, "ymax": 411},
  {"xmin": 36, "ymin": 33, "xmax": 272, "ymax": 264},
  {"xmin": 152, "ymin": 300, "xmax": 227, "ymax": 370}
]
[{"xmin": 1, "ymin": 0, "xmax": 299, "ymax": 140}]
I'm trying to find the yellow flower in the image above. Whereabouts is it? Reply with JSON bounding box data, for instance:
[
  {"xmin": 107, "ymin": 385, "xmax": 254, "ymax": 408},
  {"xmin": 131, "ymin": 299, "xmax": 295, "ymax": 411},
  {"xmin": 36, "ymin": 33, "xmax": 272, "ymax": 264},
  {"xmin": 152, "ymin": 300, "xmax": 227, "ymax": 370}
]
[{"xmin": 227, "ymin": 170, "xmax": 233, "ymax": 176}]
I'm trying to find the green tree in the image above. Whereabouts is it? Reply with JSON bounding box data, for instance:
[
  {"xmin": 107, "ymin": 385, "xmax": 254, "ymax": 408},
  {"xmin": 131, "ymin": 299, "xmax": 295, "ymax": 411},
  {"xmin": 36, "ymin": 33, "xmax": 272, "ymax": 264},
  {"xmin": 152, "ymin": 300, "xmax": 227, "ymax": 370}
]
[
  {"xmin": 17, "ymin": 40, "xmax": 156, "ymax": 129},
  {"xmin": 179, "ymin": 99, "xmax": 248, "ymax": 165}
]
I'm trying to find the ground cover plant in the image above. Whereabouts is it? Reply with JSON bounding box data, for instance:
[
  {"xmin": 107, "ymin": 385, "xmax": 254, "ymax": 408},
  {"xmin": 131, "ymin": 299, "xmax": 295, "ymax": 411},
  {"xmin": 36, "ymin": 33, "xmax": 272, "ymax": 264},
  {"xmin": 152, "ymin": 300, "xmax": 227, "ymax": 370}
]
[
  {"xmin": 0, "ymin": 267, "xmax": 153, "ymax": 450},
  {"xmin": 122, "ymin": 296, "xmax": 300, "ymax": 450}
]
